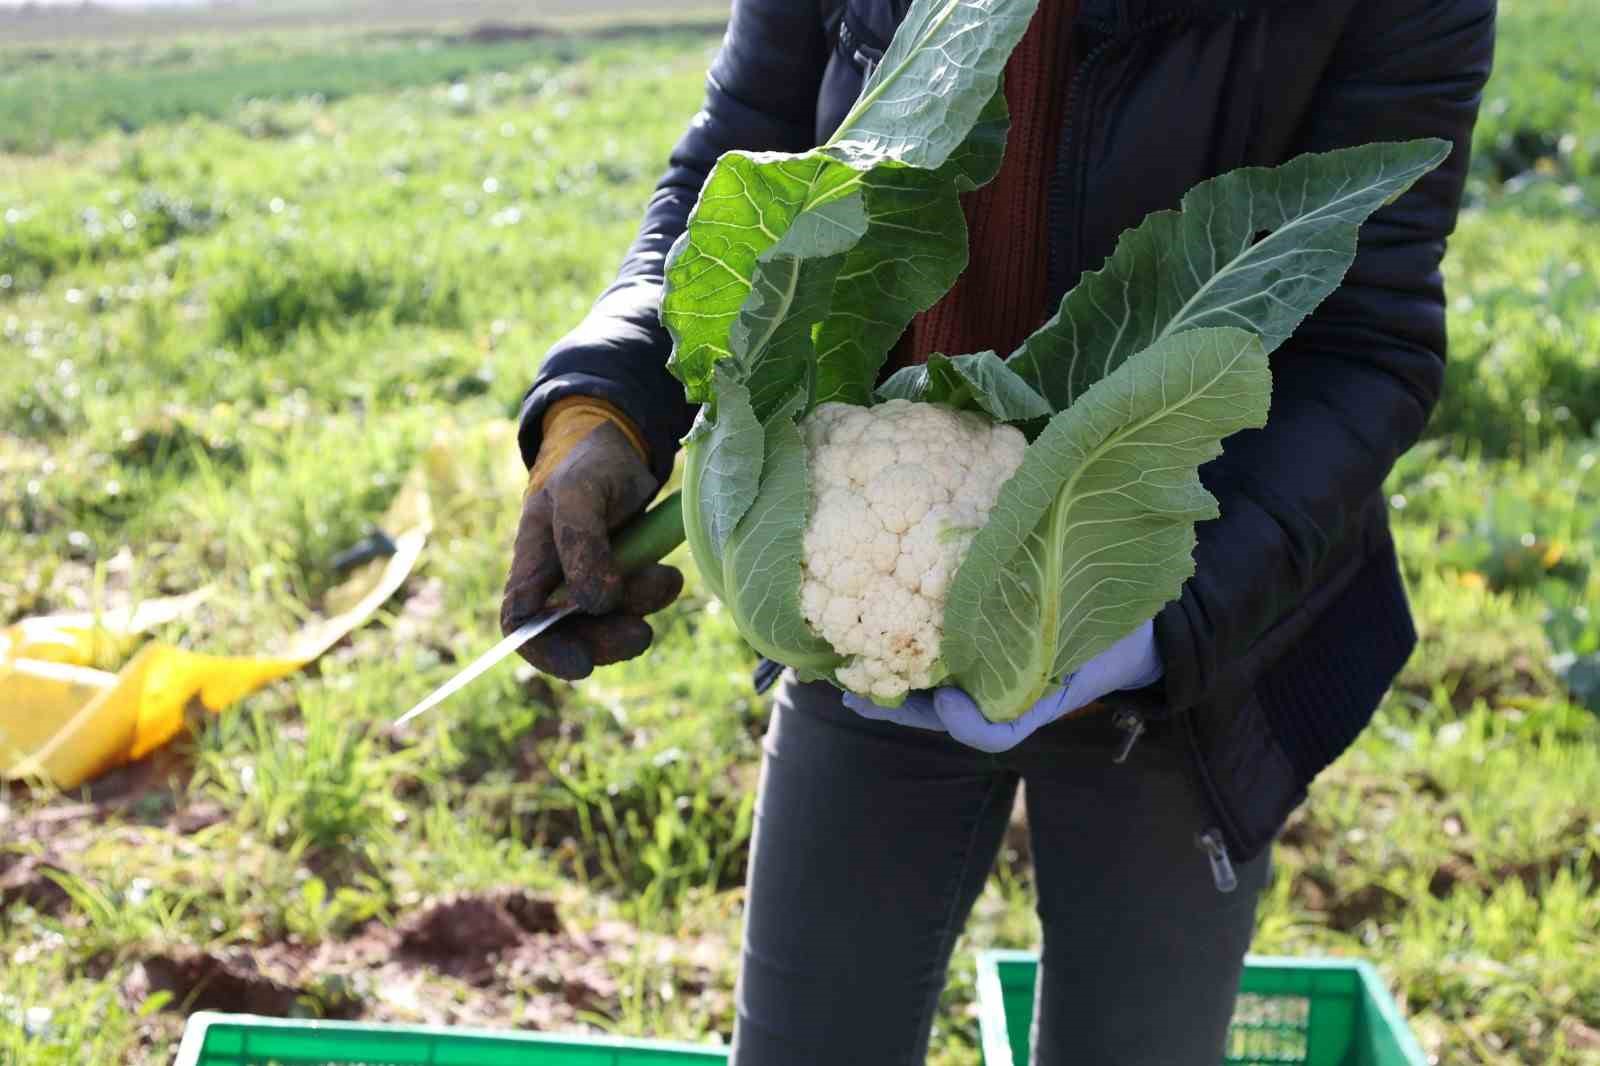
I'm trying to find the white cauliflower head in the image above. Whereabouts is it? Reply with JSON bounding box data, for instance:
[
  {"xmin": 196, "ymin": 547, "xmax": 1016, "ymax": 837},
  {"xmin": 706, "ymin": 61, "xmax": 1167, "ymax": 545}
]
[{"xmin": 797, "ymin": 399, "xmax": 1028, "ymax": 702}]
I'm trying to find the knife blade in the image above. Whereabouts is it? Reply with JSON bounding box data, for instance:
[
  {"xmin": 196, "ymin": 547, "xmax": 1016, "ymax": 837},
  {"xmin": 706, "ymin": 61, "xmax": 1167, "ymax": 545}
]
[
  {"xmin": 391, "ymin": 488, "xmax": 687, "ymax": 731},
  {"xmin": 394, "ymin": 603, "xmax": 579, "ymax": 729}
]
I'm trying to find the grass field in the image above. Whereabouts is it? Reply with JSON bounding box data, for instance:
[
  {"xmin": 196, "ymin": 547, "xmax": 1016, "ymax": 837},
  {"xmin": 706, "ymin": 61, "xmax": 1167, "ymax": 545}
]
[
  {"xmin": 2, "ymin": 3, "xmax": 1599, "ymax": 1064},
  {"xmin": 0, "ymin": 0, "xmax": 727, "ymax": 45}
]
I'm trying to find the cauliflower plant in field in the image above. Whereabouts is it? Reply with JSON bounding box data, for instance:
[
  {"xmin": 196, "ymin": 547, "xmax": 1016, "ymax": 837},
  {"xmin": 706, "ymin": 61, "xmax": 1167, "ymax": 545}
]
[{"xmin": 798, "ymin": 400, "xmax": 1026, "ymax": 701}]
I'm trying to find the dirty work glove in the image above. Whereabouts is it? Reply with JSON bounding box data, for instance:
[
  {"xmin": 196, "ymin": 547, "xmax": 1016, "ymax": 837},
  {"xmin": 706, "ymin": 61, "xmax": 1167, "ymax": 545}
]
[
  {"xmin": 500, "ymin": 397, "xmax": 682, "ymax": 680},
  {"xmin": 842, "ymin": 621, "xmax": 1162, "ymax": 753}
]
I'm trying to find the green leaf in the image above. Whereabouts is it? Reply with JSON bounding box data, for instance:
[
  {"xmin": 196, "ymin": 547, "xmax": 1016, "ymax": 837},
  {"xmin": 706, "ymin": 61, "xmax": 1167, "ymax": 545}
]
[
  {"xmin": 300, "ymin": 876, "xmax": 327, "ymax": 911},
  {"xmin": 825, "ymin": 0, "xmax": 1037, "ymax": 171},
  {"xmin": 137, "ymin": 991, "xmax": 175, "ymax": 1018},
  {"xmin": 683, "ymin": 368, "xmax": 764, "ymax": 566},
  {"xmin": 876, "ymin": 351, "xmax": 1051, "ymax": 422},
  {"xmin": 944, "ymin": 327, "xmax": 1272, "ymax": 721},
  {"xmin": 810, "ymin": 169, "xmax": 966, "ymax": 404},
  {"xmin": 811, "ymin": 90, "xmax": 1010, "ymax": 405},
  {"xmin": 939, "ymin": 87, "xmax": 1010, "ymax": 193},
  {"xmin": 739, "ymin": 195, "xmax": 869, "ymax": 418},
  {"xmin": 667, "ymin": 13, "xmax": 1021, "ymax": 410},
  {"xmin": 663, "ymin": 153, "xmax": 863, "ymax": 405},
  {"xmin": 1008, "ymin": 139, "xmax": 1451, "ymax": 412},
  {"xmin": 719, "ymin": 401, "xmax": 843, "ymax": 681}
]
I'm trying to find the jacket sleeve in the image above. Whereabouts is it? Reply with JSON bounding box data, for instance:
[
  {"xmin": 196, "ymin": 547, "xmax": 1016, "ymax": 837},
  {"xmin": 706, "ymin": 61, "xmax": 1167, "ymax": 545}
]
[
  {"xmin": 1147, "ymin": 0, "xmax": 1496, "ymax": 714},
  {"xmin": 517, "ymin": 2, "xmax": 831, "ymax": 482}
]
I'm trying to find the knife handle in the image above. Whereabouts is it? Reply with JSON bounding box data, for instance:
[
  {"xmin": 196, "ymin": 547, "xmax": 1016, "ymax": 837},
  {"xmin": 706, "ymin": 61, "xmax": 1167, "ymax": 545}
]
[{"xmin": 546, "ymin": 489, "xmax": 687, "ymax": 608}]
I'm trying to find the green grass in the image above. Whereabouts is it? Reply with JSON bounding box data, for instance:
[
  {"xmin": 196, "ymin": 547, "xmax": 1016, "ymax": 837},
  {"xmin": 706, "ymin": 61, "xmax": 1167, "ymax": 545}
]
[
  {"xmin": 0, "ymin": 25, "xmax": 717, "ymax": 156},
  {"xmin": 2, "ymin": 6, "xmax": 1599, "ymax": 1065},
  {"xmin": 1470, "ymin": 0, "xmax": 1600, "ymax": 191}
]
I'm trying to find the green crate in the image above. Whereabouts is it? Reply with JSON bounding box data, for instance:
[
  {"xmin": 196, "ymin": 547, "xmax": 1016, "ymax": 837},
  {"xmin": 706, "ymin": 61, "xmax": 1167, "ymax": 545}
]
[
  {"xmin": 975, "ymin": 951, "xmax": 1427, "ymax": 1066},
  {"xmin": 173, "ymin": 1013, "xmax": 729, "ymax": 1066}
]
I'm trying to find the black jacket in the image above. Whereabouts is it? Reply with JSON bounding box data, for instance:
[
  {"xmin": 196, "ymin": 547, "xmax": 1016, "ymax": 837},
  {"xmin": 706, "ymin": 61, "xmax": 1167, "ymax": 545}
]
[{"xmin": 520, "ymin": 0, "xmax": 1496, "ymax": 863}]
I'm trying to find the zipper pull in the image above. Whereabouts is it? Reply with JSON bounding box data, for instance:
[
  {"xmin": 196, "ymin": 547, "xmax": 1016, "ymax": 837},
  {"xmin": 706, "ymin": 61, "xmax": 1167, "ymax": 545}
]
[
  {"xmin": 1111, "ymin": 710, "xmax": 1145, "ymax": 764},
  {"xmin": 1197, "ymin": 829, "xmax": 1238, "ymax": 894}
]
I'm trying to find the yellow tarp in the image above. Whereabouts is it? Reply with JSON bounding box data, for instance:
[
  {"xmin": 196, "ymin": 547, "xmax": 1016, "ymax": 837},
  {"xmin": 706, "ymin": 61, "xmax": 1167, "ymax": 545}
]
[{"xmin": 0, "ymin": 419, "xmax": 524, "ymax": 790}]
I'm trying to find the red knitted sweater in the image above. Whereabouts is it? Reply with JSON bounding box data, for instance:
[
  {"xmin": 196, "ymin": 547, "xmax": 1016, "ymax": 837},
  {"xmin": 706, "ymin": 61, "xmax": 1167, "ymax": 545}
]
[{"xmin": 892, "ymin": 1, "xmax": 1074, "ymax": 369}]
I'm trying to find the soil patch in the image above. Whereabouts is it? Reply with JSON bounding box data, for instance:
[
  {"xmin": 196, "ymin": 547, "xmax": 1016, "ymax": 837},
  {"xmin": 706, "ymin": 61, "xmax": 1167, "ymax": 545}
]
[
  {"xmin": 459, "ymin": 21, "xmax": 555, "ymax": 44},
  {"xmin": 1560, "ymin": 1018, "xmax": 1600, "ymax": 1052},
  {"xmin": 1326, "ymin": 883, "xmax": 1406, "ymax": 930},
  {"xmin": 398, "ymin": 889, "xmax": 562, "ymax": 980},
  {"xmin": 1293, "ymin": 872, "xmax": 1406, "ymax": 931},
  {"xmin": 81, "ymin": 744, "xmax": 195, "ymax": 823},
  {"xmin": 129, "ymin": 949, "xmax": 362, "ymax": 1018},
  {"xmin": 0, "ymin": 851, "xmax": 73, "ymax": 914},
  {"xmin": 118, "ymin": 890, "xmax": 729, "ymax": 1037},
  {"xmin": 1277, "ymin": 809, "xmax": 1332, "ymax": 852},
  {"xmin": 1429, "ymin": 850, "xmax": 1600, "ymax": 899},
  {"xmin": 171, "ymin": 800, "xmax": 229, "ymax": 835}
]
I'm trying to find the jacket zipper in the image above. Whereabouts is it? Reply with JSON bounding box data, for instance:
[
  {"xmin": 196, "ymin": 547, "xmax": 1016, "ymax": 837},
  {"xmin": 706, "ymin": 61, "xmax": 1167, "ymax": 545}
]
[
  {"xmin": 837, "ymin": 13, "xmax": 885, "ymax": 82},
  {"xmin": 1197, "ymin": 828, "xmax": 1239, "ymax": 893},
  {"xmin": 1178, "ymin": 703, "xmax": 1255, "ymax": 893},
  {"xmin": 1047, "ymin": 32, "xmax": 1113, "ymax": 299},
  {"xmin": 1110, "ymin": 709, "xmax": 1145, "ymax": 763},
  {"xmin": 1108, "ymin": 707, "xmax": 1237, "ymax": 892}
]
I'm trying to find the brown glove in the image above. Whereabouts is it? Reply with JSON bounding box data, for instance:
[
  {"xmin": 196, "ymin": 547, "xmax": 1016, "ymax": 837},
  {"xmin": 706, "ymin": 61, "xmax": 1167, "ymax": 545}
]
[{"xmin": 500, "ymin": 397, "xmax": 683, "ymax": 680}]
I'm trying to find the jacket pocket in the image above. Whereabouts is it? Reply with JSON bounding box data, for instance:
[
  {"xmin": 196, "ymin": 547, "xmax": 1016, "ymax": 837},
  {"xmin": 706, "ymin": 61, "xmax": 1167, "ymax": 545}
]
[{"xmin": 1179, "ymin": 694, "xmax": 1305, "ymax": 865}]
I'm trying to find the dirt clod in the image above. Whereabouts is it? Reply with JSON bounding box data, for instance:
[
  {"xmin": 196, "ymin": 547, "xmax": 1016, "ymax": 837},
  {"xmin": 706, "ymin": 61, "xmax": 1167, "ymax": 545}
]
[
  {"xmin": 397, "ymin": 890, "xmax": 562, "ymax": 979},
  {"xmin": 1293, "ymin": 870, "xmax": 1334, "ymax": 914},
  {"xmin": 502, "ymin": 892, "xmax": 561, "ymax": 936},
  {"xmin": 130, "ymin": 950, "xmax": 361, "ymax": 1018},
  {"xmin": 1427, "ymin": 854, "xmax": 1481, "ymax": 898},
  {"xmin": 1327, "ymin": 883, "xmax": 1406, "ymax": 930},
  {"xmin": 1277, "ymin": 809, "xmax": 1331, "ymax": 852},
  {"xmin": 0, "ymin": 853, "xmax": 72, "ymax": 915}
]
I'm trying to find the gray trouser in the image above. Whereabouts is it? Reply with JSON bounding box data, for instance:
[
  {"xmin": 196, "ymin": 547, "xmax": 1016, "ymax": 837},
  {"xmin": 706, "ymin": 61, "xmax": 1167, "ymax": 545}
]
[{"xmin": 730, "ymin": 679, "xmax": 1271, "ymax": 1066}]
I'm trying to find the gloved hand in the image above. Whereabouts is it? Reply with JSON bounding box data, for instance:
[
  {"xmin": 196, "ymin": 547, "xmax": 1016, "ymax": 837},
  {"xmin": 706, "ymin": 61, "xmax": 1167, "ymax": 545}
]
[
  {"xmin": 842, "ymin": 621, "xmax": 1163, "ymax": 753},
  {"xmin": 500, "ymin": 398, "xmax": 683, "ymax": 680}
]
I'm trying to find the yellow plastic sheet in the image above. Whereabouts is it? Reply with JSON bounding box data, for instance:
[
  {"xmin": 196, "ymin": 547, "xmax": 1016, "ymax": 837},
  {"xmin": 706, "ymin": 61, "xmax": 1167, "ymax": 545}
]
[
  {"xmin": 0, "ymin": 415, "xmax": 528, "ymax": 790},
  {"xmin": 1, "ymin": 506, "xmax": 427, "ymax": 788}
]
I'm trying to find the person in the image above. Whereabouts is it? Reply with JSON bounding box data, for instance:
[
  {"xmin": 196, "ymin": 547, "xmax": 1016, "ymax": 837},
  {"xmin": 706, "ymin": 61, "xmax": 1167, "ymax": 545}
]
[{"xmin": 500, "ymin": 0, "xmax": 1495, "ymax": 1061}]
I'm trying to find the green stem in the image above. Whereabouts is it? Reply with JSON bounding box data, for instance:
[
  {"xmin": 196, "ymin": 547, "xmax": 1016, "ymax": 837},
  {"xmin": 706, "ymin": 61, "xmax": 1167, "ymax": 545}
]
[
  {"xmin": 613, "ymin": 489, "xmax": 687, "ymax": 573},
  {"xmin": 545, "ymin": 489, "xmax": 687, "ymax": 608}
]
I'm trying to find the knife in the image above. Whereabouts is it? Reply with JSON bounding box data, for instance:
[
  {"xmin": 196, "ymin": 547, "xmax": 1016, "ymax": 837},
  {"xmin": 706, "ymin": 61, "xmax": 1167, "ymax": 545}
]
[{"xmin": 394, "ymin": 489, "xmax": 685, "ymax": 729}]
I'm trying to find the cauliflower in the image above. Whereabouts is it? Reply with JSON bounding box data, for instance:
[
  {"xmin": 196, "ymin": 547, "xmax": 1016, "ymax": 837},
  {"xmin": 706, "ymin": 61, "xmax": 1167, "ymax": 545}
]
[{"xmin": 796, "ymin": 399, "xmax": 1028, "ymax": 702}]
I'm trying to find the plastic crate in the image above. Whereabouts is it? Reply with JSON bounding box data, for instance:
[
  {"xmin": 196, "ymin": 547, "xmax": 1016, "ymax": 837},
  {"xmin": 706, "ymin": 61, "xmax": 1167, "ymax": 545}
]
[
  {"xmin": 975, "ymin": 951, "xmax": 1427, "ymax": 1066},
  {"xmin": 173, "ymin": 1013, "xmax": 729, "ymax": 1066}
]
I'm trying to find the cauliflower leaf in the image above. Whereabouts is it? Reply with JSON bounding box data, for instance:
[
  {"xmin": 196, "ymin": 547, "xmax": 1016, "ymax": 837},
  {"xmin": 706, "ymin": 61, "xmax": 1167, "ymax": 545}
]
[
  {"xmin": 664, "ymin": 154, "xmax": 864, "ymax": 411},
  {"xmin": 665, "ymin": 1, "xmax": 1031, "ymax": 410},
  {"xmin": 875, "ymin": 351, "xmax": 1051, "ymax": 423},
  {"xmin": 1007, "ymin": 139, "xmax": 1451, "ymax": 413},
  {"xmin": 812, "ymin": 90, "xmax": 1010, "ymax": 406},
  {"xmin": 718, "ymin": 400, "xmax": 844, "ymax": 681},
  {"xmin": 944, "ymin": 327, "xmax": 1271, "ymax": 720},
  {"xmin": 682, "ymin": 367, "xmax": 765, "ymax": 584},
  {"xmin": 826, "ymin": 0, "xmax": 1032, "ymax": 172}
]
